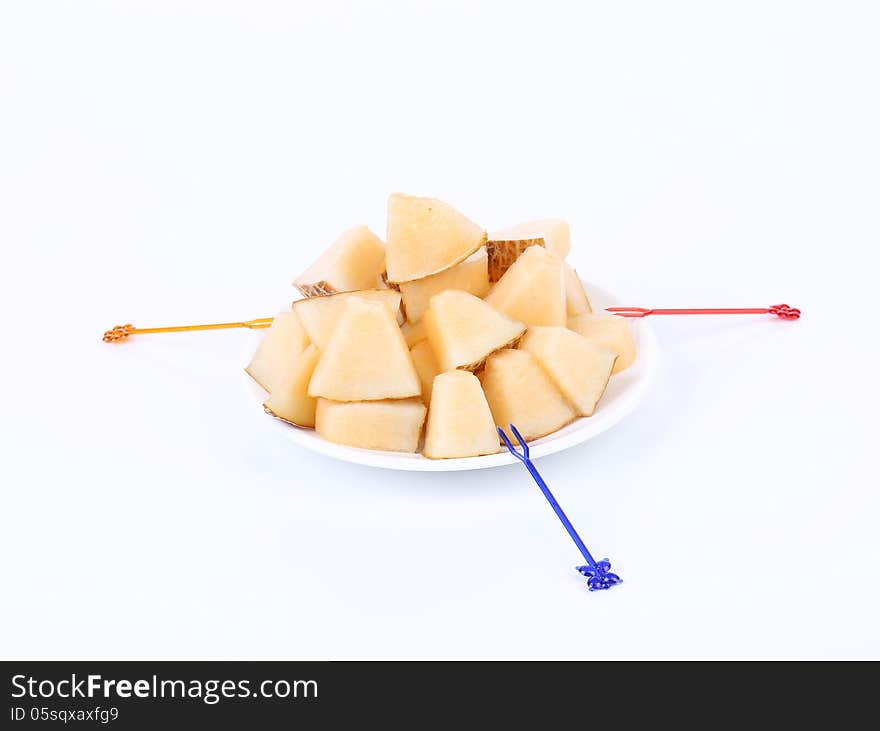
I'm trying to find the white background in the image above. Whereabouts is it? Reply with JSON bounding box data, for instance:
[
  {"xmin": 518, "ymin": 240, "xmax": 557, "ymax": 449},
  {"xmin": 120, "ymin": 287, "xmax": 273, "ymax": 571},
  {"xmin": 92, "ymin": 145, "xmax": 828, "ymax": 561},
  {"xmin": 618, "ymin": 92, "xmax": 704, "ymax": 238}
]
[{"xmin": 1, "ymin": 1, "xmax": 878, "ymax": 659}]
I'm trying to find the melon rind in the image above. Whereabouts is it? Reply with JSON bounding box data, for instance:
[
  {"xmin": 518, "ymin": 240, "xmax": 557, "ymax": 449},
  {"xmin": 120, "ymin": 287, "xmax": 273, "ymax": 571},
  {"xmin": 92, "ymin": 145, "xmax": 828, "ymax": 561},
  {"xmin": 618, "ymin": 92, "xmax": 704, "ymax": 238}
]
[
  {"xmin": 486, "ymin": 219, "xmax": 571, "ymax": 282},
  {"xmin": 486, "ymin": 237, "xmax": 543, "ymax": 283},
  {"xmin": 296, "ymin": 281, "xmax": 336, "ymax": 297},
  {"xmin": 377, "ymin": 269, "xmax": 400, "ymax": 291}
]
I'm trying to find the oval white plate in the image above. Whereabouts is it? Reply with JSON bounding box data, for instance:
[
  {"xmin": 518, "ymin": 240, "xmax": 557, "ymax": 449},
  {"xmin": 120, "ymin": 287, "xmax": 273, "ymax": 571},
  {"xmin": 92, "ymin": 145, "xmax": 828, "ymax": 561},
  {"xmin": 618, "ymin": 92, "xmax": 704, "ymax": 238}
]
[{"xmin": 245, "ymin": 281, "xmax": 658, "ymax": 471}]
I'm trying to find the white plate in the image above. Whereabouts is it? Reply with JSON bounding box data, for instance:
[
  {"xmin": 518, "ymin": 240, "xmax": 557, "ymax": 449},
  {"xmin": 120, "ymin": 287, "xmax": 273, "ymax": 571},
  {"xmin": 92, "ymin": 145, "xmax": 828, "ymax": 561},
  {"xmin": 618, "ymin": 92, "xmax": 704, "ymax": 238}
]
[{"xmin": 246, "ymin": 282, "xmax": 659, "ymax": 471}]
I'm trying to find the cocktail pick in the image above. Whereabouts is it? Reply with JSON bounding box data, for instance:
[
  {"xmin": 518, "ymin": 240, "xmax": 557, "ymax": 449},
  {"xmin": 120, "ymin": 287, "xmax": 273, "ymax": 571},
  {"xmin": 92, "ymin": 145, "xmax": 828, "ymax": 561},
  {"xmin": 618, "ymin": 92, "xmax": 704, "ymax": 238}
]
[
  {"xmin": 498, "ymin": 424, "xmax": 621, "ymax": 591},
  {"xmin": 102, "ymin": 302, "xmax": 800, "ymax": 341},
  {"xmin": 606, "ymin": 303, "xmax": 800, "ymax": 319},
  {"xmin": 102, "ymin": 318, "xmax": 273, "ymax": 342}
]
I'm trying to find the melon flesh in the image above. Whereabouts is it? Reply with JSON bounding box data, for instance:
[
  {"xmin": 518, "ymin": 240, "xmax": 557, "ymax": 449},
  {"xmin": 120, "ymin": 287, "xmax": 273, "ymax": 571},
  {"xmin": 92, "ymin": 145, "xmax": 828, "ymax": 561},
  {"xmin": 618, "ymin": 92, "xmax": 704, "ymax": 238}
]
[
  {"xmin": 399, "ymin": 248, "xmax": 490, "ymax": 323},
  {"xmin": 400, "ymin": 319, "xmax": 428, "ymax": 348},
  {"xmin": 423, "ymin": 290, "xmax": 525, "ymax": 372},
  {"xmin": 519, "ymin": 327, "xmax": 616, "ymax": 417},
  {"xmin": 564, "ymin": 263, "xmax": 592, "ymax": 316},
  {"xmin": 385, "ymin": 193, "xmax": 486, "ymax": 283},
  {"xmin": 485, "ymin": 245, "xmax": 566, "ymax": 327},
  {"xmin": 487, "ymin": 219, "xmax": 571, "ymax": 281},
  {"xmin": 263, "ymin": 344, "xmax": 322, "ymax": 427},
  {"xmin": 245, "ymin": 310, "xmax": 310, "ymax": 392},
  {"xmin": 423, "ymin": 371, "xmax": 500, "ymax": 459},
  {"xmin": 308, "ymin": 297, "xmax": 420, "ymax": 401},
  {"xmin": 410, "ymin": 340, "xmax": 441, "ymax": 405},
  {"xmin": 479, "ymin": 349, "xmax": 575, "ymax": 441},
  {"xmin": 293, "ymin": 289, "xmax": 402, "ymax": 350},
  {"xmin": 316, "ymin": 398, "xmax": 426, "ymax": 452},
  {"xmin": 294, "ymin": 225, "xmax": 386, "ymax": 297},
  {"xmin": 567, "ymin": 313, "xmax": 637, "ymax": 374}
]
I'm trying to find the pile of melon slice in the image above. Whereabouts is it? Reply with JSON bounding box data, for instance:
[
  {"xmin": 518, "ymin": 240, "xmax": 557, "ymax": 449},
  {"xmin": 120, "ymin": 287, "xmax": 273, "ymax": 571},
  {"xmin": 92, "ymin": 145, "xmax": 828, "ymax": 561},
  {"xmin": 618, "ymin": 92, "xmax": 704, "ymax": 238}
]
[{"xmin": 246, "ymin": 193, "xmax": 637, "ymax": 459}]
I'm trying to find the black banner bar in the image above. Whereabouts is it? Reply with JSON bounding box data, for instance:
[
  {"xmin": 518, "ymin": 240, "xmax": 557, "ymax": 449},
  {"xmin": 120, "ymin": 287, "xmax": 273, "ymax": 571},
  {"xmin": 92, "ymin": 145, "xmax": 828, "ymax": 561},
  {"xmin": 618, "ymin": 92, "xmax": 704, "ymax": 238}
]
[{"xmin": 1, "ymin": 661, "xmax": 867, "ymax": 727}]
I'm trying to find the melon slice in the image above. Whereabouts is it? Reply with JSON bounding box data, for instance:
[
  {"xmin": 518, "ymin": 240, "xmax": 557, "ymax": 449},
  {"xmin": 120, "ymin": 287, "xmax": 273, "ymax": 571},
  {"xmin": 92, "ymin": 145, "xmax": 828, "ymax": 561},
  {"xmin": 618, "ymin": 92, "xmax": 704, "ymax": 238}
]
[
  {"xmin": 385, "ymin": 193, "xmax": 487, "ymax": 283},
  {"xmin": 423, "ymin": 371, "xmax": 500, "ymax": 459},
  {"xmin": 479, "ymin": 349, "xmax": 575, "ymax": 441},
  {"xmin": 486, "ymin": 219, "xmax": 571, "ymax": 281},
  {"xmin": 245, "ymin": 310, "xmax": 310, "ymax": 392},
  {"xmin": 400, "ymin": 319, "xmax": 428, "ymax": 348},
  {"xmin": 293, "ymin": 289, "xmax": 402, "ymax": 350},
  {"xmin": 315, "ymin": 398, "xmax": 426, "ymax": 452},
  {"xmin": 263, "ymin": 344, "xmax": 322, "ymax": 427},
  {"xmin": 308, "ymin": 297, "xmax": 420, "ymax": 401},
  {"xmin": 410, "ymin": 340, "xmax": 441, "ymax": 405},
  {"xmin": 423, "ymin": 290, "xmax": 525, "ymax": 372},
  {"xmin": 519, "ymin": 327, "xmax": 616, "ymax": 417},
  {"xmin": 564, "ymin": 263, "xmax": 592, "ymax": 316},
  {"xmin": 294, "ymin": 225, "xmax": 386, "ymax": 297},
  {"xmin": 485, "ymin": 245, "xmax": 566, "ymax": 327},
  {"xmin": 567, "ymin": 313, "xmax": 637, "ymax": 374},
  {"xmin": 398, "ymin": 248, "xmax": 490, "ymax": 323}
]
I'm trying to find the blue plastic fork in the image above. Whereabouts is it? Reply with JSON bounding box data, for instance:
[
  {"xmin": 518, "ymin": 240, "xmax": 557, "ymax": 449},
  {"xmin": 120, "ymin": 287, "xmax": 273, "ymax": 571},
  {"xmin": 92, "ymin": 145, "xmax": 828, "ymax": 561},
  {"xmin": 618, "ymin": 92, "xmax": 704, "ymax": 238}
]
[{"xmin": 498, "ymin": 425, "xmax": 622, "ymax": 591}]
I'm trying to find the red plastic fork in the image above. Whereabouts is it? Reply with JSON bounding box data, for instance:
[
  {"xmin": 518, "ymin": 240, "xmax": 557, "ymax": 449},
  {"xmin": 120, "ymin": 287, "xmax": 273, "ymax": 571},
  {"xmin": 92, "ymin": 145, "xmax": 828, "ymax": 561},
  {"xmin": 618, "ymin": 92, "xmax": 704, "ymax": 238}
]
[{"xmin": 605, "ymin": 304, "xmax": 800, "ymax": 320}]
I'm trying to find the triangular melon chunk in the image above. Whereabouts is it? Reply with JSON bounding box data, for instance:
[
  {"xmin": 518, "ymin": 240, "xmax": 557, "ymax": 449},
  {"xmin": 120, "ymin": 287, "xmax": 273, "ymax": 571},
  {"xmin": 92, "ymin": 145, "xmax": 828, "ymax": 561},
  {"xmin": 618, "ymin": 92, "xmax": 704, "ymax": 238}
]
[
  {"xmin": 564, "ymin": 263, "xmax": 592, "ymax": 316},
  {"xmin": 385, "ymin": 193, "xmax": 487, "ymax": 283},
  {"xmin": 316, "ymin": 398, "xmax": 426, "ymax": 452},
  {"xmin": 485, "ymin": 245, "xmax": 566, "ymax": 326},
  {"xmin": 423, "ymin": 371, "xmax": 500, "ymax": 459},
  {"xmin": 519, "ymin": 327, "xmax": 616, "ymax": 417},
  {"xmin": 568, "ymin": 313, "xmax": 637, "ymax": 374},
  {"xmin": 479, "ymin": 349, "xmax": 575, "ymax": 441},
  {"xmin": 263, "ymin": 344, "xmax": 322, "ymax": 427},
  {"xmin": 423, "ymin": 290, "xmax": 525, "ymax": 372},
  {"xmin": 399, "ymin": 248, "xmax": 490, "ymax": 323},
  {"xmin": 245, "ymin": 310, "xmax": 310, "ymax": 392},
  {"xmin": 487, "ymin": 219, "xmax": 571, "ymax": 281},
  {"xmin": 294, "ymin": 225, "xmax": 386, "ymax": 297},
  {"xmin": 293, "ymin": 289, "xmax": 402, "ymax": 350},
  {"xmin": 308, "ymin": 297, "xmax": 420, "ymax": 401},
  {"xmin": 410, "ymin": 340, "xmax": 441, "ymax": 405}
]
